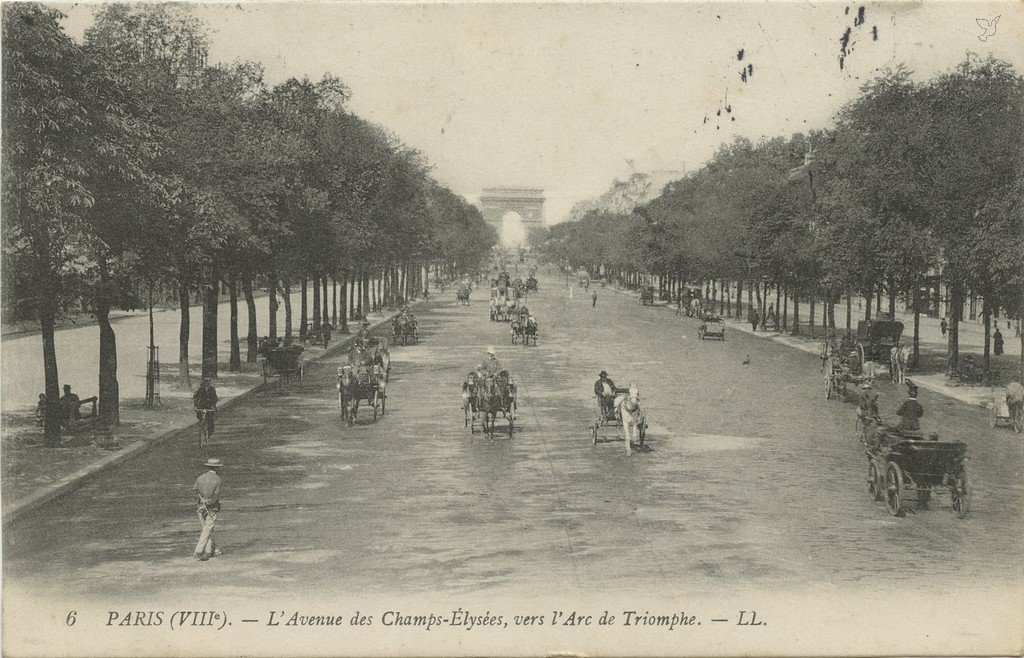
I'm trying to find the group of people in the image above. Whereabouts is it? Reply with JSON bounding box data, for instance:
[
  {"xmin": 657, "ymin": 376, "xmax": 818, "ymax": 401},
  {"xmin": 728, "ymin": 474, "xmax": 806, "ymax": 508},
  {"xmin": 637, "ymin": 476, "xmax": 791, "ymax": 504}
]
[
  {"xmin": 35, "ymin": 384, "xmax": 87, "ymax": 427},
  {"xmin": 857, "ymin": 378, "xmax": 924, "ymax": 446}
]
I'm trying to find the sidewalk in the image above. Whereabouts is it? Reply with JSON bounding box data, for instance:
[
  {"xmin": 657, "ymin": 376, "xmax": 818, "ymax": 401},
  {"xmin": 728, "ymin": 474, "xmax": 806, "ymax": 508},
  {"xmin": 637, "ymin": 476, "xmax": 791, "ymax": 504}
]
[
  {"xmin": 1, "ymin": 306, "xmax": 409, "ymax": 524},
  {"xmin": 605, "ymin": 282, "xmax": 1009, "ymax": 411}
]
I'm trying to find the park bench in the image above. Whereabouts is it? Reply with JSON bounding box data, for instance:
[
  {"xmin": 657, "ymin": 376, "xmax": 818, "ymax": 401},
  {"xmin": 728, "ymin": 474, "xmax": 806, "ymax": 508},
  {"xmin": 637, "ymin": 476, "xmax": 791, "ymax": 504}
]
[{"xmin": 38, "ymin": 396, "xmax": 98, "ymax": 427}]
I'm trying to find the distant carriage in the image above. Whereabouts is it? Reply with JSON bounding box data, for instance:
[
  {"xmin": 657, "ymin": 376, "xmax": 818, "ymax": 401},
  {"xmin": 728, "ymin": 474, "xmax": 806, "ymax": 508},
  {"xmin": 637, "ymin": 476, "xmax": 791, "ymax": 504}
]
[
  {"xmin": 392, "ymin": 315, "xmax": 418, "ymax": 345},
  {"xmin": 526, "ymin": 276, "xmax": 538, "ymax": 293},
  {"xmin": 639, "ymin": 286, "xmax": 655, "ymax": 306},
  {"xmin": 854, "ymin": 319, "xmax": 904, "ymax": 371},
  {"xmin": 511, "ymin": 316, "xmax": 538, "ymax": 346},
  {"xmin": 261, "ymin": 346, "xmax": 304, "ymax": 385},
  {"xmin": 337, "ymin": 364, "xmax": 386, "ymax": 425},
  {"xmin": 697, "ymin": 315, "xmax": 725, "ymax": 340},
  {"xmin": 463, "ymin": 371, "xmax": 517, "ymax": 437},
  {"xmin": 456, "ymin": 286, "xmax": 471, "ymax": 306}
]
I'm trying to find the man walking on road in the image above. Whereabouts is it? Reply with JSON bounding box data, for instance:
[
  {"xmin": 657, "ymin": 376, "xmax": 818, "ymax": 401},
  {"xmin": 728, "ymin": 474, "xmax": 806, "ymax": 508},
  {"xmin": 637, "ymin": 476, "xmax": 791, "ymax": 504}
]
[
  {"xmin": 591, "ymin": 289, "xmax": 598, "ymax": 307},
  {"xmin": 192, "ymin": 458, "xmax": 223, "ymax": 561},
  {"xmin": 749, "ymin": 308, "xmax": 760, "ymax": 333}
]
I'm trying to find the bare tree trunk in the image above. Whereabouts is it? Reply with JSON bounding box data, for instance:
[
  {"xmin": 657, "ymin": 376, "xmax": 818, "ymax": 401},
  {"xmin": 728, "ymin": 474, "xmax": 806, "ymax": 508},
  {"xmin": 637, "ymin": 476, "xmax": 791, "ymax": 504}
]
[
  {"xmin": 982, "ymin": 298, "xmax": 991, "ymax": 385},
  {"xmin": 95, "ymin": 257, "xmax": 120, "ymax": 427},
  {"xmin": 299, "ymin": 277, "xmax": 308, "ymax": 342},
  {"xmin": 229, "ymin": 275, "xmax": 241, "ymax": 371},
  {"xmin": 268, "ymin": 274, "xmax": 278, "ymax": 342},
  {"xmin": 332, "ymin": 276, "xmax": 338, "ymax": 324},
  {"xmin": 356, "ymin": 269, "xmax": 364, "ymax": 318},
  {"xmin": 322, "ymin": 276, "xmax": 329, "ymax": 325},
  {"xmin": 282, "ymin": 278, "xmax": 293, "ymax": 347},
  {"xmin": 311, "ymin": 274, "xmax": 321, "ymax": 332},
  {"xmin": 845, "ymin": 290, "xmax": 852, "ymax": 335},
  {"xmin": 243, "ymin": 276, "xmax": 258, "ymax": 363},
  {"xmin": 39, "ymin": 298, "xmax": 63, "ymax": 446},
  {"xmin": 947, "ymin": 284, "xmax": 963, "ymax": 377},
  {"xmin": 201, "ymin": 265, "xmax": 219, "ymax": 379},
  {"xmin": 792, "ymin": 289, "xmax": 800, "ymax": 335},
  {"xmin": 178, "ymin": 278, "xmax": 192, "ymax": 389},
  {"xmin": 339, "ymin": 271, "xmax": 349, "ymax": 333}
]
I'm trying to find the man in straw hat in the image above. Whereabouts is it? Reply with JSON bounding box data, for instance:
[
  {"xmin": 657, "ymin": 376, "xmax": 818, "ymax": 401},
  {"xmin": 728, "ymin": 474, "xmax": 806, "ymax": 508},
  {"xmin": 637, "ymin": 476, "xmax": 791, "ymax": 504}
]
[
  {"xmin": 192, "ymin": 458, "xmax": 223, "ymax": 561},
  {"xmin": 483, "ymin": 346, "xmax": 502, "ymax": 377}
]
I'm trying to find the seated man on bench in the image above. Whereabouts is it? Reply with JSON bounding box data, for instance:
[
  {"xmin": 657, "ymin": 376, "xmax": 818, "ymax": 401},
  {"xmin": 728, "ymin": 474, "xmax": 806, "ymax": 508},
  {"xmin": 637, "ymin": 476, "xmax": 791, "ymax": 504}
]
[{"xmin": 60, "ymin": 385, "xmax": 81, "ymax": 424}]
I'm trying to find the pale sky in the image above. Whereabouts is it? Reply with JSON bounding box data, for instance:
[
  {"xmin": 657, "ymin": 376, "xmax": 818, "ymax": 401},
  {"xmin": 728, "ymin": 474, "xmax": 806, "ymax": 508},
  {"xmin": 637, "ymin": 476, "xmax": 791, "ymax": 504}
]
[{"xmin": 57, "ymin": 1, "xmax": 1024, "ymax": 223}]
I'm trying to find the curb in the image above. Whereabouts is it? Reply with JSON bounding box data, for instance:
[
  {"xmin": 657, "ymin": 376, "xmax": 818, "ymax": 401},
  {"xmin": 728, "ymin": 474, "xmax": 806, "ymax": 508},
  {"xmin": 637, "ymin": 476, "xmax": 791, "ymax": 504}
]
[{"xmin": 2, "ymin": 306, "xmax": 412, "ymax": 525}]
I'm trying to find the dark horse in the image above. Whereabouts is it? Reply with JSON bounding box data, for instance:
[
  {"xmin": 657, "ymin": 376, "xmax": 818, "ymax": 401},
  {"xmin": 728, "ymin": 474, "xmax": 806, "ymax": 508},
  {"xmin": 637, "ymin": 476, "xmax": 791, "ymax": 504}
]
[{"xmin": 474, "ymin": 371, "xmax": 516, "ymax": 437}]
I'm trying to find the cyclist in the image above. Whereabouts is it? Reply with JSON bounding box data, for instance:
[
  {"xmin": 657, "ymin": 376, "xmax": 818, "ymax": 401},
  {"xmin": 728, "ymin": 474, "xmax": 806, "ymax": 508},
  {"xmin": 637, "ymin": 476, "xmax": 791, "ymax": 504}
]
[{"xmin": 193, "ymin": 377, "xmax": 218, "ymax": 440}]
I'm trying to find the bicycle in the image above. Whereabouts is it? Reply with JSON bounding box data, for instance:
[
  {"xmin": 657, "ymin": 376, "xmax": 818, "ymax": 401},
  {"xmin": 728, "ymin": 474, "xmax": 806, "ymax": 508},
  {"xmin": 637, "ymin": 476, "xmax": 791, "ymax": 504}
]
[{"xmin": 196, "ymin": 407, "xmax": 216, "ymax": 447}]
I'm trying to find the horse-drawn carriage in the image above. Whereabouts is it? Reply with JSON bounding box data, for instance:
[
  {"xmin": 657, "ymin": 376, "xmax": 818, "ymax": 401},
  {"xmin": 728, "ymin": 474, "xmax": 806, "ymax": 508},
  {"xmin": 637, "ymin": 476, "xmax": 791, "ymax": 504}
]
[
  {"xmin": 697, "ymin": 314, "xmax": 725, "ymax": 340},
  {"xmin": 392, "ymin": 314, "xmax": 418, "ymax": 345},
  {"xmin": 862, "ymin": 429, "xmax": 969, "ymax": 518},
  {"xmin": 639, "ymin": 286, "xmax": 655, "ymax": 306},
  {"xmin": 456, "ymin": 284, "xmax": 471, "ymax": 306},
  {"xmin": 510, "ymin": 315, "xmax": 538, "ymax": 346},
  {"xmin": 593, "ymin": 386, "xmax": 647, "ymax": 456},
  {"xmin": 991, "ymin": 386, "xmax": 1024, "ymax": 433},
  {"xmin": 462, "ymin": 370, "xmax": 517, "ymax": 437},
  {"xmin": 490, "ymin": 298, "xmax": 515, "ymax": 322},
  {"xmin": 576, "ymin": 270, "xmax": 590, "ymax": 290},
  {"xmin": 853, "ymin": 319, "xmax": 904, "ymax": 371},
  {"xmin": 260, "ymin": 345, "xmax": 304, "ymax": 385},
  {"xmin": 337, "ymin": 364, "xmax": 386, "ymax": 425},
  {"xmin": 526, "ymin": 276, "xmax": 538, "ymax": 293}
]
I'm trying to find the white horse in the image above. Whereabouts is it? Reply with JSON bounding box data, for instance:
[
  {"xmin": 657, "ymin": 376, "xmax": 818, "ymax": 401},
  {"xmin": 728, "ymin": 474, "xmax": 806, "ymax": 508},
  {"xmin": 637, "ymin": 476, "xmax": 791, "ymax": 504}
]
[
  {"xmin": 614, "ymin": 387, "xmax": 645, "ymax": 456},
  {"xmin": 889, "ymin": 344, "xmax": 912, "ymax": 384}
]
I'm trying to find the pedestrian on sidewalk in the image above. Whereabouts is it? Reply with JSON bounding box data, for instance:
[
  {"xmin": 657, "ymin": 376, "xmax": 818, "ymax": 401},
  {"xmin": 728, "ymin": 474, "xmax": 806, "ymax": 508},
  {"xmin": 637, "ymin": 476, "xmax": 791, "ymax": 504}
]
[
  {"xmin": 765, "ymin": 304, "xmax": 777, "ymax": 332},
  {"xmin": 192, "ymin": 458, "xmax": 223, "ymax": 561},
  {"xmin": 940, "ymin": 317, "xmax": 948, "ymax": 336},
  {"xmin": 591, "ymin": 290, "xmax": 598, "ymax": 307},
  {"xmin": 749, "ymin": 308, "xmax": 760, "ymax": 332},
  {"xmin": 321, "ymin": 321, "xmax": 333, "ymax": 348},
  {"xmin": 994, "ymin": 327, "xmax": 1004, "ymax": 356}
]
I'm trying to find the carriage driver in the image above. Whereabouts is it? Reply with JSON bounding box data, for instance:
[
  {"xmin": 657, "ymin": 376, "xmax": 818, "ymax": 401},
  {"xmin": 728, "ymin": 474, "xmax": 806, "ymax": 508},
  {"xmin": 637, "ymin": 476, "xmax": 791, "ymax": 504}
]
[
  {"xmin": 858, "ymin": 380, "xmax": 879, "ymax": 419},
  {"xmin": 889, "ymin": 380, "xmax": 924, "ymax": 435},
  {"xmin": 594, "ymin": 371, "xmax": 618, "ymax": 416},
  {"xmin": 483, "ymin": 347, "xmax": 502, "ymax": 377}
]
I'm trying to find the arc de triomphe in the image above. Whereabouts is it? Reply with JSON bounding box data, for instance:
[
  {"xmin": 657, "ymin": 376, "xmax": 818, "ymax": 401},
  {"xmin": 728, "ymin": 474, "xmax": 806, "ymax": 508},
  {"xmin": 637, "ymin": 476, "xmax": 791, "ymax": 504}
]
[{"xmin": 478, "ymin": 187, "xmax": 545, "ymax": 247}]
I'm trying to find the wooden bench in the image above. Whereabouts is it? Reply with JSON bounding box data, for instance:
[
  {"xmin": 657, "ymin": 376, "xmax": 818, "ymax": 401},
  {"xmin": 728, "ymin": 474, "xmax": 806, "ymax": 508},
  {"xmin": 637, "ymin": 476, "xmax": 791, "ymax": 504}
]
[{"xmin": 62, "ymin": 396, "xmax": 97, "ymax": 427}]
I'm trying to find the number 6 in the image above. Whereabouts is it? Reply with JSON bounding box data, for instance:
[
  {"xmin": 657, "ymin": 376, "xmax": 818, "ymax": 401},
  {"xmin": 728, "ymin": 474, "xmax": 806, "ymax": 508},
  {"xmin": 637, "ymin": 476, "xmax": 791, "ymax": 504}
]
[{"xmin": 66, "ymin": 611, "xmax": 77, "ymax": 626}]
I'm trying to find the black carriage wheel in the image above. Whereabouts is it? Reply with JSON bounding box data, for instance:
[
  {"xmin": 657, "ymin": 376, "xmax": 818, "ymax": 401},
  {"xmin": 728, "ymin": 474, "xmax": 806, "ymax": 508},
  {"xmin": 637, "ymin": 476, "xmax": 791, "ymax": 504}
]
[
  {"xmin": 951, "ymin": 467, "xmax": 970, "ymax": 519},
  {"xmin": 885, "ymin": 462, "xmax": 905, "ymax": 517},
  {"xmin": 638, "ymin": 421, "xmax": 646, "ymax": 445},
  {"xmin": 508, "ymin": 415, "xmax": 514, "ymax": 437},
  {"xmin": 867, "ymin": 461, "xmax": 882, "ymax": 501}
]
